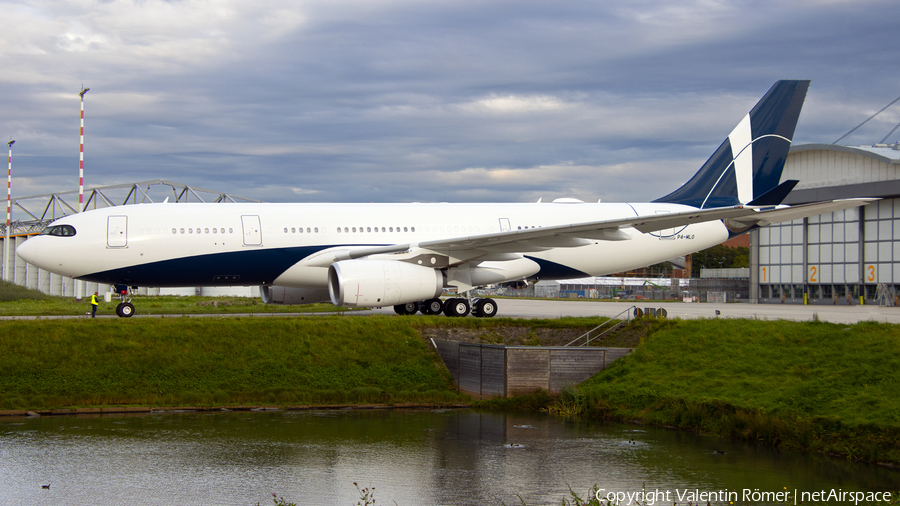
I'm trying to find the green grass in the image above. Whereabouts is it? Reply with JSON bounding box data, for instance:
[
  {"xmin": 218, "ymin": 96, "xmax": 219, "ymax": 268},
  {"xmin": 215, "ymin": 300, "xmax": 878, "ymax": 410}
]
[
  {"xmin": 557, "ymin": 318, "xmax": 900, "ymax": 464},
  {"xmin": 4, "ymin": 285, "xmax": 899, "ymax": 465},
  {"xmin": 0, "ymin": 316, "xmax": 463, "ymax": 409},
  {"xmin": 0, "ymin": 292, "xmax": 348, "ymax": 316}
]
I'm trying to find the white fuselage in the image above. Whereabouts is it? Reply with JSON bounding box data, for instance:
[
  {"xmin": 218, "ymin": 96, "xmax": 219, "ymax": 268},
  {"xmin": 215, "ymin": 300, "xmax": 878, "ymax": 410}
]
[{"xmin": 17, "ymin": 201, "xmax": 729, "ymax": 290}]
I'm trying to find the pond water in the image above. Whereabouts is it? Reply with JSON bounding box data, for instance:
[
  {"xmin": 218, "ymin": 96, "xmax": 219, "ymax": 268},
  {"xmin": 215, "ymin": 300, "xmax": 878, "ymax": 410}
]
[{"xmin": 1, "ymin": 409, "xmax": 896, "ymax": 505}]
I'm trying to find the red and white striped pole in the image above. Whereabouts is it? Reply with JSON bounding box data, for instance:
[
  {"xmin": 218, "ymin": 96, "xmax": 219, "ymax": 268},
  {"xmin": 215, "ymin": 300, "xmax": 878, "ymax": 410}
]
[
  {"xmin": 79, "ymin": 86, "xmax": 89, "ymax": 213},
  {"xmin": 6, "ymin": 139, "xmax": 13, "ymax": 229},
  {"xmin": 4, "ymin": 138, "xmax": 14, "ymax": 281}
]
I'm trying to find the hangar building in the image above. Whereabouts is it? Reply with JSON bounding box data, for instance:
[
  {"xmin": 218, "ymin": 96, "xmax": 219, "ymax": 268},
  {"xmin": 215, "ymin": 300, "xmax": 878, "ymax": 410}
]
[{"xmin": 752, "ymin": 143, "xmax": 900, "ymax": 305}]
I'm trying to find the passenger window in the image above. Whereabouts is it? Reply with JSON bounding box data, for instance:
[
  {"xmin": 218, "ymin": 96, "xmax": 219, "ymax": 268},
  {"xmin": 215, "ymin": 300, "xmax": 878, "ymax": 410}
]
[
  {"xmin": 315, "ymin": 227, "xmax": 319, "ymax": 233},
  {"xmin": 180, "ymin": 228, "xmax": 185, "ymax": 234},
  {"xmin": 205, "ymin": 228, "xmax": 209, "ymax": 234}
]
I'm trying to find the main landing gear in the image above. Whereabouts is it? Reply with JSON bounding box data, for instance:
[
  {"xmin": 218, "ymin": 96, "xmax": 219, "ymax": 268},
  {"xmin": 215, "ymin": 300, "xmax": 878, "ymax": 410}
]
[
  {"xmin": 114, "ymin": 284, "xmax": 136, "ymax": 318},
  {"xmin": 393, "ymin": 297, "xmax": 498, "ymax": 318}
]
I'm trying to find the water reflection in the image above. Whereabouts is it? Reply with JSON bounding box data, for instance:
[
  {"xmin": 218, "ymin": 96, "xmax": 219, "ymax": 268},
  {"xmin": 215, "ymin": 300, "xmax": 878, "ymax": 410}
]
[{"xmin": 1, "ymin": 409, "xmax": 896, "ymax": 505}]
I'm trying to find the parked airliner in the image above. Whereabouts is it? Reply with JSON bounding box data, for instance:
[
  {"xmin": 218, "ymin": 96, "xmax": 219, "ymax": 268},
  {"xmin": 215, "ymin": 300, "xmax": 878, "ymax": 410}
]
[{"xmin": 16, "ymin": 80, "xmax": 874, "ymax": 317}]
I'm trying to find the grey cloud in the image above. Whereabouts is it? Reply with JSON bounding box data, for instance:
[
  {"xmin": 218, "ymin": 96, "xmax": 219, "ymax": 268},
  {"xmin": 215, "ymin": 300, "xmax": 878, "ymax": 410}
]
[{"xmin": 1, "ymin": 0, "xmax": 899, "ymax": 211}]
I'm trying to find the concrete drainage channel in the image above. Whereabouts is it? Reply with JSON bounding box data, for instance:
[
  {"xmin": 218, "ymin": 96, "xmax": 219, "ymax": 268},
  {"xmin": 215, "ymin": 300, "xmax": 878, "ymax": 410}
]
[{"xmin": 433, "ymin": 339, "xmax": 632, "ymax": 400}]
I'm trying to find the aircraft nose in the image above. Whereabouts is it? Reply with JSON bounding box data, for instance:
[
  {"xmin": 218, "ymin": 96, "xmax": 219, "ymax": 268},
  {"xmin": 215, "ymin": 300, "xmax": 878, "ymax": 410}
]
[{"xmin": 15, "ymin": 238, "xmax": 42, "ymax": 267}]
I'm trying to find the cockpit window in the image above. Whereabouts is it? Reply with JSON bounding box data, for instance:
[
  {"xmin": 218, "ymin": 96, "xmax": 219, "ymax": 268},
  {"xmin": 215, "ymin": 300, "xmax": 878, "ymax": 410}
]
[{"xmin": 39, "ymin": 225, "xmax": 77, "ymax": 237}]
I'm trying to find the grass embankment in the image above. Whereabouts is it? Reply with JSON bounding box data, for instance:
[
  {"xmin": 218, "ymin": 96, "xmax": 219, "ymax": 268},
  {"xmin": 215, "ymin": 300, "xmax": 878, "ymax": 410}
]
[
  {"xmin": 543, "ymin": 318, "xmax": 900, "ymax": 464},
  {"xmin": 0, "ymin": 316, "xmax": 464, "ymax": 409}
]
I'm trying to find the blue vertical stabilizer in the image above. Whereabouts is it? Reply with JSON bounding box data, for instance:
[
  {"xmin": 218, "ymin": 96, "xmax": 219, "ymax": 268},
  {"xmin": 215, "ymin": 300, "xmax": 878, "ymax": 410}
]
[{"xmin": 654, "ymin": 80, "xmax": 810, "ymax": 209}]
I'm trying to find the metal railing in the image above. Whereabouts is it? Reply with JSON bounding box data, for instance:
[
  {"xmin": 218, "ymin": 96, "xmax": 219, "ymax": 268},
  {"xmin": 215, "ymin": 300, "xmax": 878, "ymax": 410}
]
[
  {"xmin": 0, "ymin": 179, "xmax": 261, "ymax": 236},
  {"xmin": 876, "ymin": 283, "xmax": 897, "ymax": 307},
  {"xmin": 565, "ymin": 305, "xmax": 635, "ymax": 347}
]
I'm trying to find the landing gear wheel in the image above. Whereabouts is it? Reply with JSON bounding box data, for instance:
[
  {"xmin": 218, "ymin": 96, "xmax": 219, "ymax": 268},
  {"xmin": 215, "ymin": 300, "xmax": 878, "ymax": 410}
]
[
  {"xmin": 115, "ymin": 302, "xmax": 135, "ymax": 318},
  {"xmin": 443, "ymin": 298, "xmax": 470, "ymax": 317},
  {"xmin": 394, "ymin": 302, "xmax": 418, "ymax": 315},
  {"xmin": 422, "ymin": 298, "xmax": 444, "ymax": 315},
  {"xmin": 474, "ymin": 298, "xmax": 498, "ymax": 318}
]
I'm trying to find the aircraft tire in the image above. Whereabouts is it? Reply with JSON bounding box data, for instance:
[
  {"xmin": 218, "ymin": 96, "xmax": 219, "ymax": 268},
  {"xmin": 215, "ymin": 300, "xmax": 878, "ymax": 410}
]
[
  {"xmin": 474, "ymin": 298, "xmax": 497, "ymax": 318},
  {"xmin": 443, "ymin": 298, "xmax": 470, "ymax": 317},
  {"xmin": 119, "ymin": 303, "xmax": 135, "ymax": 318},
  {"xmin": 422, "ymin": 298, "xmax": 443, "ymax": 315},
  {"xmin": 115, "ymin": 303, "xmax": 123, "ymax": 317},
  {"xmin": 394, "ymin": 303, "xmax": 417, "ymax": 315}
]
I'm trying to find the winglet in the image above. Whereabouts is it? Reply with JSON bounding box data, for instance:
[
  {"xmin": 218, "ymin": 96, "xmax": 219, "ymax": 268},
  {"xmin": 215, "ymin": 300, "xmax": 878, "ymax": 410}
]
[{"xmin": 747, "ymin": 179, "xmax": 798, "ymax": 206}]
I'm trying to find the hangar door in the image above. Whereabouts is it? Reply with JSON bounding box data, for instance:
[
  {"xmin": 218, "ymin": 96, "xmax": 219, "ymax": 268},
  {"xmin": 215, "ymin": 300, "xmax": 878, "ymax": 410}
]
[
  {"xmin": 241, "ymin": 215, "xmax": 262, "ymax": 246},
  {"xmin": 107, "ymin": 216, "xmax": 127, "ymax": 248}
]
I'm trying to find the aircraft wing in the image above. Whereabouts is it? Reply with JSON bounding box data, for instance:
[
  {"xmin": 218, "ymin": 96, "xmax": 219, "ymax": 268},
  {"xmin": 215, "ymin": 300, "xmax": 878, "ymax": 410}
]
[
  {"xmin": 301, "ymin": 200, "xmax": 861, "ymax": 266},
  {"xmin": 304, "ymin": 198, "xmax": 877, "ymax": 267}
]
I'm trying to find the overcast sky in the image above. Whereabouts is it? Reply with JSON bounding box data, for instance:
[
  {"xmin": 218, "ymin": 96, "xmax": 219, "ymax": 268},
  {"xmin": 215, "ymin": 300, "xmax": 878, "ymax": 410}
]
[{"xmin": 2, "ymin": 0, "xmax": 899, "ymax": 209}]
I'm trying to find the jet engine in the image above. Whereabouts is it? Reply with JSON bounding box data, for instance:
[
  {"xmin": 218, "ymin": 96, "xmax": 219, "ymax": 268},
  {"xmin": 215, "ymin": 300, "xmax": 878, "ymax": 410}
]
[
  {"xmin": 260, "ymin": 285, "xmax": 331, "ymax": 305},
  {"xmin": 328, "ymin": 260, "xmax": 443, "ymax": 308}
]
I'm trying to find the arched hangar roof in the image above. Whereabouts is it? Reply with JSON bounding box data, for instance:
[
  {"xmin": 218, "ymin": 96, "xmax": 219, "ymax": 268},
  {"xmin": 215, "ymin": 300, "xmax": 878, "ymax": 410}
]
[{"xmin": 782, "ymin": 143, "xmax": 900, "ymax": 205}]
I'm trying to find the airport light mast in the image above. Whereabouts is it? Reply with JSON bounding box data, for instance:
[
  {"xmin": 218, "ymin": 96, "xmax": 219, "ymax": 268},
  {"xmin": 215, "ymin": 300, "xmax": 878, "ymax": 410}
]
[
  {"xmin": 4, "ymin": 138, "xmax": 14, "ymax": 281},
  {"xmin": 79, "ymin": 86, "xmax": 89, "ymax": 213}
]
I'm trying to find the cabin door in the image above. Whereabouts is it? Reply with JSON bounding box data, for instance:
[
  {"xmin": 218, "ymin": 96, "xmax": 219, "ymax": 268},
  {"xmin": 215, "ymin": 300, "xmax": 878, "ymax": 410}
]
[
  {"xmin": 241, "ymin": 215, "xmax": 262, "ymax": 246},
  {"xmin": 107, "ymin": 216, "xmax": 127, "ymax": 248}
]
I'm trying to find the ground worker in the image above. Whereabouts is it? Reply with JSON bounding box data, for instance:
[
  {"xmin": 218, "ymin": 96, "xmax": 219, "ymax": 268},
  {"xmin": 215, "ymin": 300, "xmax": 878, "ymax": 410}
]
[{"xmin": 90, "ymin": 292, "xmax": 100, "ymax": 318}]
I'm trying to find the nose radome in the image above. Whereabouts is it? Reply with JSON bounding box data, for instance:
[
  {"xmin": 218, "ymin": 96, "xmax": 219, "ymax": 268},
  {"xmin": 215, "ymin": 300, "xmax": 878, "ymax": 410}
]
[{"xmin": 15, "ymin": 238, "xmax": 41, "ymax": 266}]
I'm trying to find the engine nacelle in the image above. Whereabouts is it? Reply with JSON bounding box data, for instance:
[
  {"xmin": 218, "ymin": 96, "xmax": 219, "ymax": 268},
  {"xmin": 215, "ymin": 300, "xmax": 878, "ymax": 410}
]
[
  {"xmin": 260, "ymin": 285, "xmax": 331, "ymax": 305},
  {"xmin": 328, "ymin": 260, "xmax": 443, "ymax": 308}
]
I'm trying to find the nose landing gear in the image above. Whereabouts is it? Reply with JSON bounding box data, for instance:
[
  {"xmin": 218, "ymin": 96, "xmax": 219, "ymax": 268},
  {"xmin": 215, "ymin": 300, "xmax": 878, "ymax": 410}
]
[{"xmin": 114, "ymin": 284, "xmax": 136, "ymax": 318}]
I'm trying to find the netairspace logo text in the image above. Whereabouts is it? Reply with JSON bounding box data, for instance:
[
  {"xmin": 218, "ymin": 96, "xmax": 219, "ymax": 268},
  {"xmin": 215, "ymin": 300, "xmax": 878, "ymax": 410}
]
[{"xmin": 594, "ymin": 488, "xmax": 893, "ymax": 505}]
